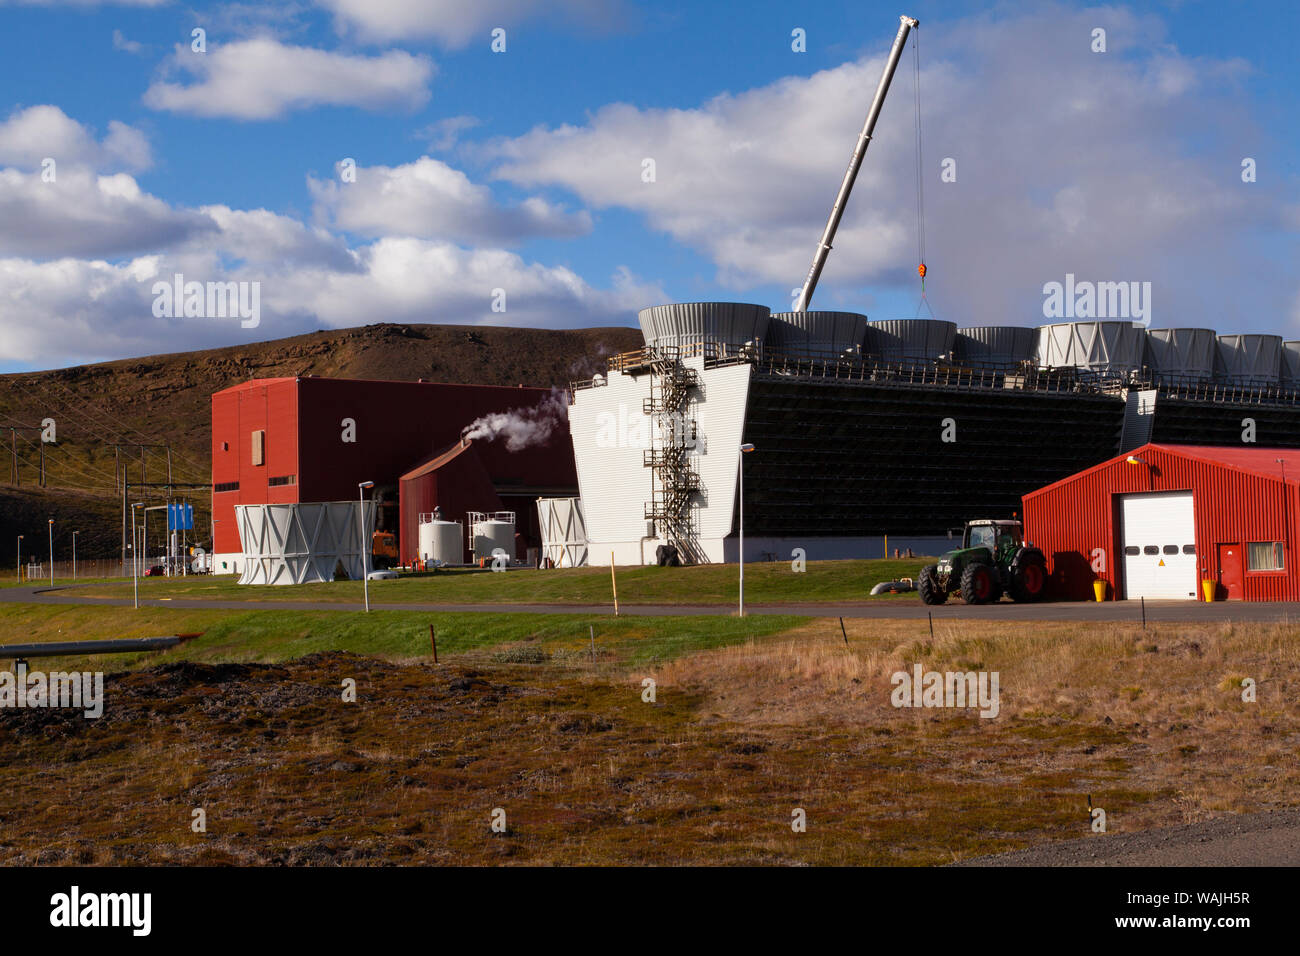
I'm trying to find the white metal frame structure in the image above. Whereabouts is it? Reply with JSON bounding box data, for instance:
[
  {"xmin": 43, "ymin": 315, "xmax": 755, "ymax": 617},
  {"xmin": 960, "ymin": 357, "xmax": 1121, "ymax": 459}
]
[
  {"xmin": 536, "ymin": 497, "xmax": 588, "ymax": 567},
  {"xmin": 235, "ymin": 500, "xmax": 374, "ymax": 585}
]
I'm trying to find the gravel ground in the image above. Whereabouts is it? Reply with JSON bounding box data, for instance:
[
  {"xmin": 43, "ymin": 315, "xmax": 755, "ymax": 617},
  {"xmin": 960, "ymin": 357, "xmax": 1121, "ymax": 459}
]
[{"xmin": 954, "ymin": 808, "xmax": 1300, "ymax": 866}]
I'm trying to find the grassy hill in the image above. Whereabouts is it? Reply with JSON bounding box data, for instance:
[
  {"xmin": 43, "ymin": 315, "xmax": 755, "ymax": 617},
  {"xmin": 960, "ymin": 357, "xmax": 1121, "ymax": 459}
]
[{"xmin": 0, "ymin": 323, "xmax": 643, "ymax": 566}]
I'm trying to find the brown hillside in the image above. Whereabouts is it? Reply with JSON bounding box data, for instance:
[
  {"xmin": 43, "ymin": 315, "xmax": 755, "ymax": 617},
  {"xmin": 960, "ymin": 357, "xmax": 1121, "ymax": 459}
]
[{"xmin": 0, "ymin": 323, "xmax": 642, "ymax": 565}]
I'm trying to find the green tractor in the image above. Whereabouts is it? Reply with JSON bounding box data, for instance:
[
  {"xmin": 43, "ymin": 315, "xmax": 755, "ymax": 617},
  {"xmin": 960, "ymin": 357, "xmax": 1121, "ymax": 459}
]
[{"xmin": 919, "ymin": 519, "xmax": 1048, "ymax": 605}]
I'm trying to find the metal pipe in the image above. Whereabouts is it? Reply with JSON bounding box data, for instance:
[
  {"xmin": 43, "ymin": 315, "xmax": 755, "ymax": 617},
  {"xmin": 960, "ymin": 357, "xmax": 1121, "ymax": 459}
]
[
  {"xmin": 0, "ymin": 634, "xmax": 200, "ymax": 659},
  {"xmin": 794, "ymin": 14, "xmax": 918, "ymax": 313}
]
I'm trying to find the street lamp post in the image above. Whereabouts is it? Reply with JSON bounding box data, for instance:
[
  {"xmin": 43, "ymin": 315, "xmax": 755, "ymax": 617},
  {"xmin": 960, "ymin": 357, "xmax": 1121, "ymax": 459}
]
[
  {"xmin": 72, "ymin": 531, "xmax": 78, "ymax": 581},
  {"xmin": 16, "ymin": 535, "xmax": 22, "ymax": 584},
  {"xmin": 738, "ymin": 443, "xmax": 755, "ymax": 616},
  {"xmin": 359, "ymin": 481, "xmax": 375, "ymax": 612},
  {"xmin": 48, "ymin": 518, "xmax": 54, "ymax": 586}
]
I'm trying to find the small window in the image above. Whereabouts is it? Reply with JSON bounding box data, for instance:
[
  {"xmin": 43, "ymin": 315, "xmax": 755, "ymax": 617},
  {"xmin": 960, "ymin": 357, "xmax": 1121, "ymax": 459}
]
[
  {"xmin": 1143, "ymin": 545, "xmax": 1159, "ymax": 555},
  {"xmin": 1182, "ymin": 544, "xmax": 1196, "ymax": 555},
  {"xmin": 1163, "ymin": 545, "xmax": 1179, "ymax": 555},
  {"xmin": 1124, "ymin": 546, "xmax": 1140, "ymax": 556},
  {"xmin": 268, "ymin": 474, "xmax": 297, "ymax": 487},
  {"xmin": 1247, "ymin": 542, "xmax": 1284, "ymax": 572},
  {"xmin": 214, "ymin": 481, "xmax": 240, "ymax": 493},
  {"xmin": 251, "ymin": 429, "xmax": 265, "ymax": 466}
]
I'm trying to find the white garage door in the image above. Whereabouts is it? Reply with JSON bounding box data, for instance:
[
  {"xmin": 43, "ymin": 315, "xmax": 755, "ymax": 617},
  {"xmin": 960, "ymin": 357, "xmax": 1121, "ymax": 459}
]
[{"xmin": 1120, "ymin": 492, "xmax": 1197, "ymax": 600}]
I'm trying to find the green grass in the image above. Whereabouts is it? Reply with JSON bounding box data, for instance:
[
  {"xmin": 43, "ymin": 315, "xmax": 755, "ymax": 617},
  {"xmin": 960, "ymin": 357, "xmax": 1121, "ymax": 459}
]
[
  {"xmin": 0, "ymin": 575, "xmax": 123, "ymax": 589},
  {"xmin": 66, "ymin": 557, "xmax": 935, "ymax": 606},
  {"xmin": 0, "ymin": 601, "xmax": 807, "ymax": 671}
]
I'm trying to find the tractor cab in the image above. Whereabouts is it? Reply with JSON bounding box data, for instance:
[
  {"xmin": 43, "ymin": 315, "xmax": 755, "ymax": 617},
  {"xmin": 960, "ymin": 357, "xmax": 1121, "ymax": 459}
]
[{"xmin": 963, "ymin": 520, "xmax": 1025, "ymax": 564}]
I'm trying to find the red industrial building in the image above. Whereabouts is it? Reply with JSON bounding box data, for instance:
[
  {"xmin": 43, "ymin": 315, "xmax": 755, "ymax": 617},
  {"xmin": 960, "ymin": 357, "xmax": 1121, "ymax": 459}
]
[
  {"xmin": 211, "ymin": 377, "xmax": 577, "ymax": 569},
  {"xmin": 1023, "ymin": 443, "xmax": 1300, "ymax": 601}
]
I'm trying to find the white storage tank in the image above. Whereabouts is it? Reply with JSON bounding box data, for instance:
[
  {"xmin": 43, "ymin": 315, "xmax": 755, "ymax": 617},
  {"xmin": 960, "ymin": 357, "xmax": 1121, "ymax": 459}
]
[
  {"xmin": 469, "ymin": 511, "xmax": 516, "ymax": 563},
  {"xmin": 418, "ymin": 514, "xmax": 463, "ymax": 566}
]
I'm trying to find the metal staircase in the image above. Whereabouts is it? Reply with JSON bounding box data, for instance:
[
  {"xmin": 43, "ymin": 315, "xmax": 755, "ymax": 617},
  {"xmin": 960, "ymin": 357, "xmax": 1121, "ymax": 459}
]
[{"xmin": 641, "ymin": 348, "xmax": 702, "ymax": 560}]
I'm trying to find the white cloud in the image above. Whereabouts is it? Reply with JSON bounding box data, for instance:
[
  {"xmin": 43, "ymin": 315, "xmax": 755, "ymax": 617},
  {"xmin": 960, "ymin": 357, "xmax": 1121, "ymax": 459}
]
[
  {"xmin": 0, "ymin": 240, "xmax": 660, "ymax": 367},
  {"xmin": 316, "ymin": 0, "xmax": 624, "ymax": 47},
  {"xmin": 0, "ymin": 105, "xmax": 152, "ymax": 171},
  {"xmin": 0, "ymin": 109, "xmax": 655, "ymax": 367},
  {"xmin": 143, "ymin": 37, "xmax": 434, "ymax": 119},
  {"xmin": 0, "ymin": 168, "xmax": 213, "ymax": 257},
  {"xmin": 418, "ymin": 114, "xmax": 480, "ymax": 152},
  {"xmin": 112, "ymin": 29, "xmax": 145, "ymax": 54},
  {"xmin": 308, "ymin": 157, "xmax": 591, "ymax": 243},
  {"xmin": 490, "ymin": 3, "xmax": 1297, "ymax": 329}
]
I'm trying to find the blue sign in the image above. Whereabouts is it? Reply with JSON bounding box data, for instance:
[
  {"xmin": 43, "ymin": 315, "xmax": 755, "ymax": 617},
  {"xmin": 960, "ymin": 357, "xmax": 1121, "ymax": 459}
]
[{"xmin": 167, "ymin": 503, "xmax": 194, "ymax": 531}]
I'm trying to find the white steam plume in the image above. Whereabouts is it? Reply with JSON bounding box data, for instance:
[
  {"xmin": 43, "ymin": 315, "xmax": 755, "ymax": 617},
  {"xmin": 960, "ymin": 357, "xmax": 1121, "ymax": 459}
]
[{"xmin": 460, "ymin": 388, "xmax": 569, "ymax": 452}]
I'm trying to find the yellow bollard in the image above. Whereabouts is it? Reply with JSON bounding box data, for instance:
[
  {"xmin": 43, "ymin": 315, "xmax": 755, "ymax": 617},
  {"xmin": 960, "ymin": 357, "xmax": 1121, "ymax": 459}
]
[
  {"xmin": 1202, "ymin": 579, "xmax": 1215, "ymax": 602},
  {"xmin": 1092, "ymin": 579, "xmax": 1106, "ymax": 602}
]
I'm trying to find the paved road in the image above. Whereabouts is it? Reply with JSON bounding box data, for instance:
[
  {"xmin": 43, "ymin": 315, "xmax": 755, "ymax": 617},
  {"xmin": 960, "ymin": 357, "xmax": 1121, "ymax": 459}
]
[
  {"xmin": 955, "ymin": 808, "xmax": 1300, "ymax": 866},
  {"xmin": 5, "ymin": 584, "xmax": 1300, "ymax": 621}
]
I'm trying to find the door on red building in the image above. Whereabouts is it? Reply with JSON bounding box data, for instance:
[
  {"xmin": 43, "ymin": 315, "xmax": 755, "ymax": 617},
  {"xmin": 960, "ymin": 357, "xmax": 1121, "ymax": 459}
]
[{"xmin": 1217, "ymin": 543, "xmax": 1244, "ymax": 600}]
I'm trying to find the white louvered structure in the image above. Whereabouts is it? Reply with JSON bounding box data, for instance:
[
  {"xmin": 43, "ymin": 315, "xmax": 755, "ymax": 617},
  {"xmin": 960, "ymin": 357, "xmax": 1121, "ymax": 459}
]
[
  {"xmin": 235, "ymin": 501, "xmax": 374, "ymax": 585},
  {"xmin": 536, "ymin": 497, "xmax": 589, "ymax": 567},
  {"xmin": 637, "ymin": 302, "xmax": 770, "ymax": 351},
  {"xmin": 1036, "ymin": 321, "xmax": 1146, "ymax": 374},
  {"xmin": 766, "ymin": 311, "xmax": 868, "ymax": 354},
  {"xmin": 1144, "ymin": 328, "xmax": 1217, "ymax": 381},
  {"xmin": 1216, "ymin": 334, "xmax": 1282, "ymax": 386}
]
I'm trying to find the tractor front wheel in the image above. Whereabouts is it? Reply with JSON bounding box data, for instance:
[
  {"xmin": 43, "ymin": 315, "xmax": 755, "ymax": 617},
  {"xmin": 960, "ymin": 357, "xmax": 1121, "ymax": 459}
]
[
  {"xmin": 918, "ymin": 565, "xmax": 947, "ymax": 605},
  {"xmin": 960, "ymin": 562, "xmax": 999, "ymax": 605},
  {"xmin": 1009, "ymin": 552, "xmax": 1048, "ymax": 602}
]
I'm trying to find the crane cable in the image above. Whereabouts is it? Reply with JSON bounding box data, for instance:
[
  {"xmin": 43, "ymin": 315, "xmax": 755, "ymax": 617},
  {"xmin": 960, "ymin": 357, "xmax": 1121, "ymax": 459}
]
[{"xmin": 912, "ymin": 25, "xmax": 935, "ymax": 320}]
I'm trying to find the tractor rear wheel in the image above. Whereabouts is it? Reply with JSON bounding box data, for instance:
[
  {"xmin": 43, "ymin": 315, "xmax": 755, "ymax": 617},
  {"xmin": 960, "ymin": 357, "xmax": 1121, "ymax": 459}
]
[
  {"xmin": 960, "ymin": 562, "xmax": 998, "ymax": 604},
  {"xmin": 1009, "ymin": 552, "xmax": 1048, "ymax": 602},
  {"xmin": 918, "ymin": 565, "xmax": 946, "ymax": 605}
]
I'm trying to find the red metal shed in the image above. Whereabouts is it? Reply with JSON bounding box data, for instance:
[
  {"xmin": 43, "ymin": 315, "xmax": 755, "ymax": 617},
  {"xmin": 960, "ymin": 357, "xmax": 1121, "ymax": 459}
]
[{"xmin": 1022, "ymin": 443, "xmax": 1300, "ymax": 601}]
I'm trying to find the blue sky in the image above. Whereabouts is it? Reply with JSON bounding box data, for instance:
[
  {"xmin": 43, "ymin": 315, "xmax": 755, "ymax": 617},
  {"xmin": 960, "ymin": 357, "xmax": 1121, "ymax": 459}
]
[{"xmin": 0, "ymin": 0, "xmax": 1296, "ymax": 371}]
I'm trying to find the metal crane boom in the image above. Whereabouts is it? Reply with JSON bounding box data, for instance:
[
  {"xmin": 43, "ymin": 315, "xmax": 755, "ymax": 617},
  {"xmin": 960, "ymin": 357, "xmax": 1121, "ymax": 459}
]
[{"xmin": 794, "ymin": 14, "xmax": 918, "ymax": 313}]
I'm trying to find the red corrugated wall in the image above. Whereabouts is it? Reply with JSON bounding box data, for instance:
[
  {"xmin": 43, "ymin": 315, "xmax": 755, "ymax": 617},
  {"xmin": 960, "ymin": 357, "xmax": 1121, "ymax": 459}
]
[
  {"xmin": 398, "ymin": 445, "xmax": 503, "ymax": 566},
  {"xmin": 295, "ymin": 379, "xmax": 576, "ymax": 505},
  {"xmin": 1023, "ymin": 443, "xmax": 1300, "ymax": 601},
  {"xmin": 211, "ymin": 378, "xmax": 299, "ymax": 557}
]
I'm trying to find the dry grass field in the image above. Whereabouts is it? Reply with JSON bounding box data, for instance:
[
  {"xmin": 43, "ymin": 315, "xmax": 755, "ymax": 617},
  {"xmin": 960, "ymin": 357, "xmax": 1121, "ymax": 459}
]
[{"xmin": 0, "ymin": 616, "xmax": 1294, "ymax": 865}]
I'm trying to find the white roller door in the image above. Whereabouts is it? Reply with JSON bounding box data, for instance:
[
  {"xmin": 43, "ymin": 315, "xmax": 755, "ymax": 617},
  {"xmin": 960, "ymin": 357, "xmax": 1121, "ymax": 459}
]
[{"xmin": 1120, "ymin": 492, "xmax": 1197, "ymax": 600}]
